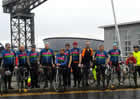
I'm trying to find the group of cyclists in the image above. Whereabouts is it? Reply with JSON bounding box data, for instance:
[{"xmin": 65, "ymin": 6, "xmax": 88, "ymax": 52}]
[{"xmin": 0, "ymin": 40, "xmax": 140, "ymax": 93}]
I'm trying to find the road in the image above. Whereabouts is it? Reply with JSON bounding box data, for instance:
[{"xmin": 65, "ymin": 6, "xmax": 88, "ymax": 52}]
[{"xmin": 1, "ymin": 88, "xmax": 140, "ymax": 99}]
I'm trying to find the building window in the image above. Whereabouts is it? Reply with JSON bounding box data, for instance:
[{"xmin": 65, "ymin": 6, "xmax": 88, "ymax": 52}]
[
  {"xmin": 138, "ymin": 40, "xmax": 140, "ymax": 45},
  {"xmin": 125, "ymin": 47, "xmax": 131, "ymax": 51},
  {"xmin": 125, "ymin": 41, "xmax": 131, "ymax": 46}
]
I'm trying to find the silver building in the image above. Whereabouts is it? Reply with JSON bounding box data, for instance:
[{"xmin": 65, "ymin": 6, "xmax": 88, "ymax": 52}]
[
  {"xmin": 99, "ymin": 21, "xmax": 140, "ymax": 57},
  {"xmin": 43, "ymin": 37, "xmax": 104, "ymax": 52}
]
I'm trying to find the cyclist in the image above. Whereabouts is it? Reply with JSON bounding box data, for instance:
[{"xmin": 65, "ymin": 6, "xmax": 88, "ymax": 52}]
[
  {"xmin": 133, "ymin": 45, "xmax": 140, "ymax": 87},
  {"xmin": 28, "ymin": 45, "xmax": 40, "ymax": 88},
  {"xmin": 40, "ymin": 42, "xmax": 55, "ymax": 88},
  {"xmin": 108, "ymin": 43, "xmax": 121, "ymax": 86},
  {"xmin": 16, "ymin": 45, "xmax": 29, "ymax": 89},
  {"xmin": 126, "ymin": 52, "xmax": 137, "ymax": 87},
  {"xmin": 1, "ymin": 43, "xmax": 15, "ymax": 92},
  {"xmin": 81, "ymin": 41, "xmax": 93, "ymax": 87},
  {"xmin": 56, "ymin": 48, "xmax": 67, "ymax": 89},
  {"xmin": 94, "ymin": 45, "xmax": 109, "ymax": 89},
  {"xmin": 68, "ymin": 41, "xmax": 82, "ymax": 88},
  {"xmin": 64, "ymin": 43, "xmax": 71, "ymax": 87}
]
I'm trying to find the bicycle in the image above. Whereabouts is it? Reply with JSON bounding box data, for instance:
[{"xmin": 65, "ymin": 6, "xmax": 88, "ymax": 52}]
[
  {"xmin": 54, "ymin": 66, "xmax": 66, "ymax": 92},
  {"xmin": 127, "ymin": 64, "xmax": 136, "ymax": 87},
  {"xmin": 88, "ymin": 67, "xmax": 96, "ymax": 87},
  {"xmin": 96, "ymin": 64, "xmax": 106, "ymax": 88},
  {"xmin": 39, "ymin": 65, "xmax": 53, "ymax": 89},
  {"xmin": 16, "ymin": 67, "xmax": 28, "ymax": 93}
]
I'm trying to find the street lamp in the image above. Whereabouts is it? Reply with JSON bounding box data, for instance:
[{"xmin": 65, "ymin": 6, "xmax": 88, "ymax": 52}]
[{"xmin": 111, "ymin": 0, "xmax": 123, "ymax": 58}]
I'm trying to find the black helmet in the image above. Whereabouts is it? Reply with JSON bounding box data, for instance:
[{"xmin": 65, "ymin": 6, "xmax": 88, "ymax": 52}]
[{"xmin": 133, "ymin": 45, "xmax": 139, "ymax": 48}]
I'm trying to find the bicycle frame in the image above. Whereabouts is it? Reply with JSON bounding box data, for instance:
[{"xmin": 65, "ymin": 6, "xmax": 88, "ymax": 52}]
[{"xmin": 16, "ymin": 67, "xmax": 28, "ymax": 92}]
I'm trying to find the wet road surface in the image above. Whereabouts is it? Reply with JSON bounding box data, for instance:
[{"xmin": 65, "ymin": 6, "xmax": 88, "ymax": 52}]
[{"xmin": 1, "ymin": 88, "xmax": 140, "ymax": 99}]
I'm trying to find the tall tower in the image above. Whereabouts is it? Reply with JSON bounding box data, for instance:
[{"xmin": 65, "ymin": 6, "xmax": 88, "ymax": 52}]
[{"xmin": 2, "ymin": 0, "xmax": 47, "ymax": 48}]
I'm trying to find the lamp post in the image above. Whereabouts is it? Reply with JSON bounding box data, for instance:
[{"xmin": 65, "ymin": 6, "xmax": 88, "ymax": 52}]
[{"xmin": 111, "ymin": 0, "xmax": 123, "ymax": 58}]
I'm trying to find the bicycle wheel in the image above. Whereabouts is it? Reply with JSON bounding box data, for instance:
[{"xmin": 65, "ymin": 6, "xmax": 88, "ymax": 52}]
[
  {"xmin": 88, "ymin": 68, "xmax": 95, "ymax": 87},
  {"xmin": 54, "ymin": 68, "xmax": 61, "ymax": 91}
]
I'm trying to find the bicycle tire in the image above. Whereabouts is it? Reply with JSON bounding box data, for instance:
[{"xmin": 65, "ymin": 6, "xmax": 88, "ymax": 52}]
[{"xmin": 54, "ymin": 68, "xmax": 60, "ymax": 91}]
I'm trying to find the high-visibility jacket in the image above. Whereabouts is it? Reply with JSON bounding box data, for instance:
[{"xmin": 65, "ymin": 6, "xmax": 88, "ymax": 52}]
[
  {"xmin": 82, "ymin": 48, "xmax": 93, "ymax": 64},
  {"xmin": 133, "ymin": 51, "xmax": 140, "ymax": 66}
]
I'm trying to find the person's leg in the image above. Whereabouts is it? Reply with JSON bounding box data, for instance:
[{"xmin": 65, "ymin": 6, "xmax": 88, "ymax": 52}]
[
  {"xmin": 72, "ymin": 64, "xmax": 76, "ymax": 87},
  {"xmin": 77, "ymin": 65, "xmax": 81, "ymax": 87},
  {"xmin": 34, "ymin": 64, "xmax": 39, "ymax": 88},
  {"xmin": 85, "ymin": 64, "xmax": 90, "ymax": 86},
  {"xmin": 3, "ymin": 71, "xmax": 8, "ymax": 92},
  {"xmin": 30, "ymin": 64, "xmax": 34, "ymax": 88},
  {"xmin": 137, "ymin": 66, "xmax": 140, "ymax": 77},
  {"xmin": 49, "ymin": 66, "xmax": 53, "ymax": 88},
  {"xmin": 63, "ymin": 68, "xmax": 67, "ymax": 88},
  {"xmin": 101, "ymin": 65, "xmax": 106, "ymax": 88},
  {"xmin": 133, "ymin": 66, "xmax": 137, "ymax": 87},
  {"xmin": 114, "ymin": 63, "xmax": 121, "ymax": 85},
  {"xmin": 44, "ymin": 67, "xmax": 48, "ymax": 88},
  {"xmin": 67, "ymin": 67, "xmax": 71, "ymax": 87},
  {"xmin": 96, "ymin": 65, "xmax": 101, "ymax": 88},
  {"xmin": 8, "ymin": 65, "xmax": 14, "ymax": 89}
]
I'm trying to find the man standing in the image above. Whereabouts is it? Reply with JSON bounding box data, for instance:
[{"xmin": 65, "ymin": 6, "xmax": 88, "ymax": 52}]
[
  {"xmin": 16, "ymin": 45, "xmax": 29, "ymax": 88},
  {"xmin": 68, "ymin": 41, "xmax": 82, "ymax": 88},
  {"xmin": 1, "ymin": 43, "xmax": 15, "ymax": 92},
  {"xmin": 108, "ymin": 43, "xmax": 121, "ymax": 86},
  {"xmin": 94, "ymin": 45, "xmax": 109, "ymax": 89},
  {"xmin": 81, "ymin": 41, "xmax": 93, "ymax": 87},
  {"xmin": 28, "ymin": 45, "xmax": 40, "ymax": 88},
  {"xmin": 64, "ymin": 43, "xmax": 71, "ymax": 87},
  {"xmin": 133, "ymin": 45, "xmax": 140, "ymax": 87},
  {"xmin": 40, "ymin": 42, "xmax": 55, "ymax": 88}
]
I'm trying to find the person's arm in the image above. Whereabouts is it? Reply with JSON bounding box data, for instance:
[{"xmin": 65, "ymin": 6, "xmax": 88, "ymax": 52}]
[
  {"xmin": 39, "ymin": 50, "xmax": 42, "ymax": 65},
  {"xmin": 68, "ymin": 55, "xmax": 72, "ymax": 68},
  {"xmin": 52, "ymin": 50, "xmax": 55, "ymax": 65},
  {"xmin": 79, "ymin": 48, "xmax": 82, "ymax": 65},
  {"xmin": 27, "ymin": 52, "xmax": 30, "ymax": 66},
  {"xmin": 61, "ymin": 56, "xmax": 67, "ymax": 66},
  {"xmin": 0, "ymin": 51, "xmax": 4, "ymax": 68},
  {"xmin": 94, "ymin": 51, "xmax": 97, "ymax": 61},
  {"xmin": 15, "ymin": 51, "xmax": 18, "ymax": 66},
  {"xmin": 105, "ymin": 52, "xmax": 109, "ymax": 64},
  {"xmin": 126, "ymin": 58, "xmax": 129, "ymax": 65},
  {"xmin": 133, "ymin": 57, "xmax": 137, "ymax": 64},
  {"xmin": 90, "ymin": 48, "xmax": 94, "ymax": 62},
  {"xmin": 37, "ymin": 52, "xmax": 40, "ymax": 64},
  {"xmin": 108, "ymin": 50, "xmax": 111, "ymax": 63},
  {"xmin": 55, "ymin": 55, "xmax": 58, "ymax": 64}
]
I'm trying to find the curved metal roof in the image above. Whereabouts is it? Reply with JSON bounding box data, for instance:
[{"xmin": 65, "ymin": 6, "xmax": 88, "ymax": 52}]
[{"xmin": 43, "ymin": 37, "xmax": 104, "ymax": 42}]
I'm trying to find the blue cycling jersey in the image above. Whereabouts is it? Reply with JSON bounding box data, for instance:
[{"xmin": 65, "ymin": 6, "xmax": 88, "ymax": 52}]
[{"xmin": 95, "ymin": 50, "xmax": 108, "ymax": 65}]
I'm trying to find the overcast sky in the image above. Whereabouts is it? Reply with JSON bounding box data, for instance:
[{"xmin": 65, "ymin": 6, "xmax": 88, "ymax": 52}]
[{"xmin": 0, "ymin": 0, "xmax": 140, "ymax": 47}]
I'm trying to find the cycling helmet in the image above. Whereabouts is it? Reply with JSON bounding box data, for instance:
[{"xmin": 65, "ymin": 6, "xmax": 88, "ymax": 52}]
[{"xmin": 133, "ymin": 45, "xmax": 139, "ymax": 48}]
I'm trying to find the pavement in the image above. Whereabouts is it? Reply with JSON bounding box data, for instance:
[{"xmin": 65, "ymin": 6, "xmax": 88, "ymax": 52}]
[
  {"xmin": 1, "ymin": 72, "xmax": 140, "ymax": 98},
  {"xmin": 1, "ymin": 88, "xmax": 140, "ymax": 99}
]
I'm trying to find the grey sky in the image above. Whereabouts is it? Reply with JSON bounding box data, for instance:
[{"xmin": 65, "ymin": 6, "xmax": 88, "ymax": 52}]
[{"xmin": 0, "ymin": 0, "xmax": 140, "ymax": 47}]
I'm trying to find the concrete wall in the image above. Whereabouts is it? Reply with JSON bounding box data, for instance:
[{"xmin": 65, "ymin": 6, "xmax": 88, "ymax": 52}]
[{"xmin": 104, "ymin": 23, "xmax": 140, "ymax": 57}]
